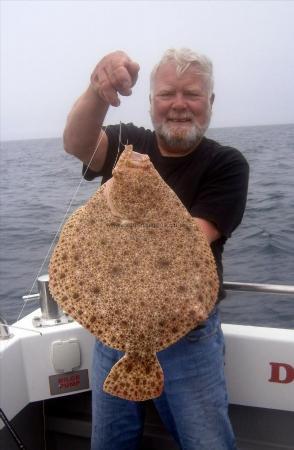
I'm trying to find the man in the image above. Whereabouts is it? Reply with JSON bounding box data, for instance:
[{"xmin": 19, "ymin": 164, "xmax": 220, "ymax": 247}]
[{"xmin": 63, "ymin": 48, "xmax": 249, "ymax": 450}]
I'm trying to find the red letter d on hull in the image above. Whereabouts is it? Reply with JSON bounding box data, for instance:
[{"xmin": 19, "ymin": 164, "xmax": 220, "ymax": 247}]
[{"xmin": 269, "ymin": 362, "xmax": 294, "ymax": 384}]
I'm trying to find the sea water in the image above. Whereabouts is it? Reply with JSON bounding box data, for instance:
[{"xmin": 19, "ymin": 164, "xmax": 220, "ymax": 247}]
[{"xmin": 0, "ymin": 124, "xmax": 293, "ymax": 327}]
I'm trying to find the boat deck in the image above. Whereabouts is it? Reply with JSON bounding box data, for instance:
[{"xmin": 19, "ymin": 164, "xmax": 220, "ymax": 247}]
[
  {"xmin": 1, "ymin": 391, "xmax": 293, "ymax": 450},
  {"xmin": 1, "ymin": 281, "xmax": 294, "ymax": 449}
]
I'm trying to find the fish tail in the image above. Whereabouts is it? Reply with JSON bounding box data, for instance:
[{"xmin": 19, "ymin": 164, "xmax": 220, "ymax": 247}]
[{"xmin": 103, "ymin": 352, "xmax": 164, "ymax": 401}]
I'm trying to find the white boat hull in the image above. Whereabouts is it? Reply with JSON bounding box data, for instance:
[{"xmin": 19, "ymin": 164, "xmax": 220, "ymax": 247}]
[{"xmin": 1, "ymin": 309, "xmax": 293, "ymax": 433}]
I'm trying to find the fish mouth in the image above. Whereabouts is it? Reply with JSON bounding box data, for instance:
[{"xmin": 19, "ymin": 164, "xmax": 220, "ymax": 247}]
[
  {"xmin": 125, "ymin": 149, "xmax": 150, "ymax": 168},
  {"xmin": 104, "ymin": 180, "xmax": 128, "ymax": 222},
  {"xmin": 104, "ymin": 179, "xmax": 142, "ymax": 224},
  {"xmin": 129, "ymin": 150, "xmax": 147, "ymax": 160}
]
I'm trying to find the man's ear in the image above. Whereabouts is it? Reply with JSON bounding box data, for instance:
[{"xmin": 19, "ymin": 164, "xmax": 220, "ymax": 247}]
[{"xmin": 210, "ymin": 93, "xmax": 215, "ymax": 106}]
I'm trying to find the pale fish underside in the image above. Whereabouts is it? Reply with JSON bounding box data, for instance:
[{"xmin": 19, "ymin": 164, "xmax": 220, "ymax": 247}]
[{"xmin": 49, "ymin": 145, "xmax": 219, "ymax": 401}]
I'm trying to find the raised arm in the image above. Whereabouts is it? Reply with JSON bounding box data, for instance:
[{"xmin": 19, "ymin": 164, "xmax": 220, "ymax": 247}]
[{"xmin": 63, "ymin": 51, "xmax": 140, "ymax": 172}]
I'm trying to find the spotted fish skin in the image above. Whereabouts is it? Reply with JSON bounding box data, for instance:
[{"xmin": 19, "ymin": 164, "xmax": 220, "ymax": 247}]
[
  {"xmin": 49, "ymin": 145, "xmax": 219, "ymax": 401},
  {"xmin": 104, "ymin": 352, "xmax": 164, "ymax": 401}
]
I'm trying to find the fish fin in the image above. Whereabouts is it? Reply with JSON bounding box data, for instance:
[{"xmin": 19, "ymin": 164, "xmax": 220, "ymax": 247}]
[{"xmin": 103, "ymin": 352, "xmax": 164, "ymax": 401}]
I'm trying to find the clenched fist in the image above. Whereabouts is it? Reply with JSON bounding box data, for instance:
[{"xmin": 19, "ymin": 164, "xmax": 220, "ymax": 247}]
[{"xmin": 90, "ymin": 51, "xmax": 140, "ymax": 107}]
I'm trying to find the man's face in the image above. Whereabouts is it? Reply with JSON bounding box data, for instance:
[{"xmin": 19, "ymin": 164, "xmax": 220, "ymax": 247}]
[{"xmin": 150, "ymin": 62, "xmax": 214, "ymax": 156}]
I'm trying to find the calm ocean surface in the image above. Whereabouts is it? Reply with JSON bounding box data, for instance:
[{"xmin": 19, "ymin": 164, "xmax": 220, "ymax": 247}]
[{"xmin": 0, "ymin": 124, "xmax": 293, "ymax": 327}]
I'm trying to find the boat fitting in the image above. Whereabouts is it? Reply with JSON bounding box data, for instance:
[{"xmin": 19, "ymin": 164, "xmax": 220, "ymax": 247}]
[
  {"xmin": 0, "ymin": 314, "xmax": 13, "ymax": 340},
  {"xmin": 22, "ymin": 274, "xmax": 73, "ymax": 328}
]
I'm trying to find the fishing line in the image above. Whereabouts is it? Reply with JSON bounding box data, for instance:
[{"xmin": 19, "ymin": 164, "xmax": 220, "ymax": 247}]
[
  {"xmin": 16, "ymin": 126, "xmax": 110, "ymax": 322},
  {"xmin": 112, "ymin": 121, "xmax": 125, "ymax": 170}
]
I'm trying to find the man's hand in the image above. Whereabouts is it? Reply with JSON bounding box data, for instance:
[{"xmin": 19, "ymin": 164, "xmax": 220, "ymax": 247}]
[
  {"xmin": 90, "ymin": 51, "xmax": 140, "ymax": 107},
  {"xmin": 194, "ymin": 218, "xmax": 221, "ymax": 244}
]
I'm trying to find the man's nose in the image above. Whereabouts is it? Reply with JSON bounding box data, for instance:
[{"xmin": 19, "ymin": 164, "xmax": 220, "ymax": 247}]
[{"xmin": 171, "ymin": 93, "xmax": 187, "ymax": 110}]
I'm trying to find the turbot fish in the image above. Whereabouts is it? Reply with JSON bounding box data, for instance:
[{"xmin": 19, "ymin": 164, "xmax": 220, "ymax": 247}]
[{"xmin": 49, "ymin": 145, "xmax": 219, "ymax": 401}]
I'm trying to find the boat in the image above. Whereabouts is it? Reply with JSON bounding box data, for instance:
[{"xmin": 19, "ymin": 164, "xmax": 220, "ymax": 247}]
[{"xmin": 0, "ymin": 277, "xmax": 293, "ymax": 450}]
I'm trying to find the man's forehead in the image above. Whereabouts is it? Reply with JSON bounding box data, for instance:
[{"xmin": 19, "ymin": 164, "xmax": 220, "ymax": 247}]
[{"xmin": 154, "ymin": 62, "xmax": 207, "ymax": 86}]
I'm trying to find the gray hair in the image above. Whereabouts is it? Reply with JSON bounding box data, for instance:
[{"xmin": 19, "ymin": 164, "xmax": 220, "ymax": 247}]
[{"xmin": 150, "ymin": 48, "xmax": 214, "ymax": 96}]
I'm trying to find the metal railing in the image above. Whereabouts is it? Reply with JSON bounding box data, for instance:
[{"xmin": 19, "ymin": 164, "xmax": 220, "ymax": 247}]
[
  {"xmin": 224, "ymin": 281, "xmax": 294, "ymax": 296},
  {"xmin": 1, "ymin": 280, "xmax": 294, "ymax": 341}
]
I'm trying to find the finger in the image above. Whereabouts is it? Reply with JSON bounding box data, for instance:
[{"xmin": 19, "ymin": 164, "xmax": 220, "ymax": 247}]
[
  {"xmin": 91, "ymin": 68, "xmax": 120, "ymax": 106},
  {"xmin": 99, "ymin": 68, "xmax": 121, "ymax": 106},
  {"xmin": 106, "ymin": 65, "xmax": 133, "ymax": 96},
  {"xmin": 106, "ymin": 55, "xmax": 139, "ymax": 95},
  {"xmin": 126, "ymin": 60, "xmax": 140, "ymax": 87}
]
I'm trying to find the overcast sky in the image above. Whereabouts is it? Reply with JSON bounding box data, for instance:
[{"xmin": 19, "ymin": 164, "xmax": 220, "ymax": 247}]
[{"xmin": 1, "ymin": 0, "xmax": 294, "ymax": 141}]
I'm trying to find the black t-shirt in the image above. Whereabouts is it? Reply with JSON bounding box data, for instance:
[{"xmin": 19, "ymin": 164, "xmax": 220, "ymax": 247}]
[{"xmin": 83, "ymin": 123, "xmax": 249, "ymax": 301}]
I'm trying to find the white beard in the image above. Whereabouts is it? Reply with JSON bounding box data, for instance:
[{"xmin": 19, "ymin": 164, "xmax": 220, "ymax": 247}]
[
  {"xmin": 151, "ymin": 112, "xmax": 211, "ymax": 151},
  {"xmin": 156, "ymin": 122, "xmax": 206, "ymax": 150}
]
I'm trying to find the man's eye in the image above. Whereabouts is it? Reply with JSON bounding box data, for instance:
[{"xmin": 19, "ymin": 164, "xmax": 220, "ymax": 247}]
[
  {"xmin": 160, "ymin": 92, "xmax": 173, "ymax": 97},
  {"xmin": 186, "ymin": 92, "xmax": 199, "ymax": 97}
]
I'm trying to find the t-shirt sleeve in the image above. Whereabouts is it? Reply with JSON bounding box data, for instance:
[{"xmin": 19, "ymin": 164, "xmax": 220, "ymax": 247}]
[
  {"xmin": 82, "ymin": 124, "xmax": 121, "ymax": 181},
  {"xmin": 82, "ymin": 123, "xmax": 145, "ymax": 182},
  {"xmin": 190, "ymin": 148, "xmax": 249, "ymax": 238}
]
